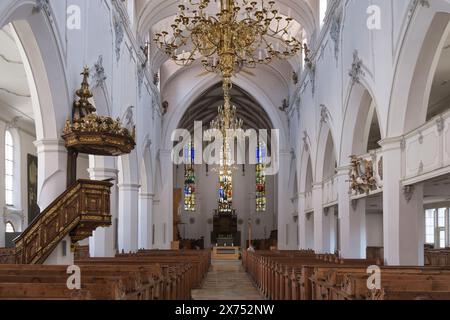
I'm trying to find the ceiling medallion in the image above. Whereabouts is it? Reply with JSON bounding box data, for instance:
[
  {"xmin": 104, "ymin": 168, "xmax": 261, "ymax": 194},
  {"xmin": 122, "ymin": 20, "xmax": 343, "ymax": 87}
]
[{"xmin": 62, "ymin": 68, "xmax": 136, "ymax": 156}]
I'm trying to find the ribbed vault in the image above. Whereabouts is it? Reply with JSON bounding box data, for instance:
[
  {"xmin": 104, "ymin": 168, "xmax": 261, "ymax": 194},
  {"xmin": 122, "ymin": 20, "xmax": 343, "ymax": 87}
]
[{"xmin": 178, "ymin": 82, "xmax": 273, "ymax": 134}]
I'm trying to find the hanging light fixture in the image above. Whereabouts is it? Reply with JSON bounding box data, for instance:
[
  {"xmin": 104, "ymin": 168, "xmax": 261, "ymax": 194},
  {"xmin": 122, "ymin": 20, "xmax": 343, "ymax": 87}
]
[
  {"xmin": 154, "ymin": 0, "xmax": 302, "ymax": 106},
  {"xmin": 155, "ymin": 0, "xmax": 302, "ymax": 214}
]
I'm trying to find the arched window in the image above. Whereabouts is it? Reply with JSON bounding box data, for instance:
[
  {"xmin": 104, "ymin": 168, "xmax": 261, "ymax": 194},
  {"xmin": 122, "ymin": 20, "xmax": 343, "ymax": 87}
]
[
  {"xmin": 256, "ymin": 143, "xmax": 267, "ymax": 212},
  {"xmin": 319, "ymin": 0, "xmax": 328, "ymax": 28},
  {"xmin": 5, "ymin": 130, "xmax": 14, "ymax": 206},
  {"xmin": 5, "ymin": 222, "xmax": 15, "ymax": 233}
]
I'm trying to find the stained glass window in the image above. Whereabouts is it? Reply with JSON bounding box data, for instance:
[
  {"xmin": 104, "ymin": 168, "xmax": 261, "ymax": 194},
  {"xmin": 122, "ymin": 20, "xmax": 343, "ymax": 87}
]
[
  {"xmin": 184, "ymin": 143, "xmax": 196, "ymax": 211},
  {"xmin": 256, "ymin": 143, "xmax": 266, "ymax": 212},
  {"xmin": 5, "ymin": 130, "xmax": 14, "ymax": 206},
  {"xmin": 218, "ymin": 167, "xmax": 233, "ymax": 213}
]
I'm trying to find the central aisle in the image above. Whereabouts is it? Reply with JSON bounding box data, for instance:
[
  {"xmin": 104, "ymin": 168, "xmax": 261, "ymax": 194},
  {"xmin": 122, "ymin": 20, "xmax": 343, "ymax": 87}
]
[{"xmin": 191, "ymin": 260, "xmax": 264, "ymax": 300}]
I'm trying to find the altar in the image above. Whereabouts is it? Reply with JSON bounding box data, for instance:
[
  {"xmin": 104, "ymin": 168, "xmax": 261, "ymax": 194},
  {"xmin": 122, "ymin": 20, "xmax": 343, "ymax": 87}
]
[
  {"xmin": 212, "ymin": 246, "xmax": 240, "ymax": 261},
  {"xmin": 210, "ymin": 210, "xmax": 241, "ymax": 247}
]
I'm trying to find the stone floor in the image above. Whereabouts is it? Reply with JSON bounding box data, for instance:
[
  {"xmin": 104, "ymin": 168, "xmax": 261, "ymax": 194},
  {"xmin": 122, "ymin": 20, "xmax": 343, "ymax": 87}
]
[{"xmin": 191, "ymin": 260, "xmax": 264, "ymax": 300}]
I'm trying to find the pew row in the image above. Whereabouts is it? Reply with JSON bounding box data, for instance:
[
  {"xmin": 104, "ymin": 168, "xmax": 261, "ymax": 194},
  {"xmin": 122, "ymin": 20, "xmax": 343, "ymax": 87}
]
[
  {"xmin": 0, "ymin": 250, "xmax": 210, "ymax": 300},
  {"xmin": 243, "ymin": 251, "xmax": 450, "ymax": 300}
]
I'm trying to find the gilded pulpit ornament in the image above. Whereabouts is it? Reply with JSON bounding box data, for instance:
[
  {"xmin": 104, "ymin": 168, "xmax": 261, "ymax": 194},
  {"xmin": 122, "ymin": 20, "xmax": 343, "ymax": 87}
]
[
  {"xmin": 348, "ymin": 155, "xmax": 378, "ymax": 195},
  {"xmin": 62, "ymin": 68, "xmax": 136, "ymax": 156}
]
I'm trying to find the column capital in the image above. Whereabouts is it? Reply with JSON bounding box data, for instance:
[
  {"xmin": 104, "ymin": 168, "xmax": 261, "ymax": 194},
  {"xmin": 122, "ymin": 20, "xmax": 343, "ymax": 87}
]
[
  {"xmin": 336, "ymin": 166, "xmax": 351, "ymax": 176},
  {"xmin": 379, "ymin": 136, "xmax": 404, "ymax": 150},
  {"xmin": 278, "ymin": 149, "xmax": 292, "ymax": 157},
  {"xmin": 139, "ymin": 193, "xmax": 155, "ymax": 200},
  {"xmin": 312, "ymin": 183, "xmax": 323, "ymax": 190},
  {"xmin": 118, "ymin": 183, "xmax": 141, "ymax": 191},
  {"xmin": 88, "ymin": 167, "xmax": 119, "ymax": 180},
  {"xmin": 33, "ymin": 139, "xmax": 66, "ymax": 153}
]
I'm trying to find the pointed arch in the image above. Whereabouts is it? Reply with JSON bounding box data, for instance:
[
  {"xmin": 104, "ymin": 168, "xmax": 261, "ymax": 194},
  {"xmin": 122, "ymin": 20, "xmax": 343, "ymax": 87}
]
[
  {"xmin": 340, "ymin": 81, "xmax": 383, "ymax": 164},
  {"xmin": 0, "ymin": 2, "xmax": 70, "ymax": 141},
  {"xmin": 316, "ymin": 121, "xmax": 337, "ymax": 184},
  {"xmin": 389, "ymin": 7, "xmax": 450, "ymax": 135}
]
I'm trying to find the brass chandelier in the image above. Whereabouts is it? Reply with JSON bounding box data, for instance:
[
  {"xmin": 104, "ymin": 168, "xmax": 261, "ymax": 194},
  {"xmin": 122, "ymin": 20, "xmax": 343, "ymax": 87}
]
[
  {"xmin": 155, "ymin": 0, "xmax": 302, "ymax": 213},
  {"xmin": 154, "ymin": 0, "xmax": 302, "ymax": 95}
]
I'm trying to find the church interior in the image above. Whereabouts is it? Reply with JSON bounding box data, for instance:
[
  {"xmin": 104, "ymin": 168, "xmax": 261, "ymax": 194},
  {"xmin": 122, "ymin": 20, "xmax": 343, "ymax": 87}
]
[{"xmin": 0, "ymin": 0, "xmax": 450, "ymax": 302}]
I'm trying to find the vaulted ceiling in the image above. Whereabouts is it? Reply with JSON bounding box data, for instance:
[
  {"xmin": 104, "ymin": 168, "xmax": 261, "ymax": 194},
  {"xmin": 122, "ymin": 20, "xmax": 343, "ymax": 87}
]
[
  {"xmin": 0, "ymin": 24, "xmax": 33, "ymax": 126},
  {"xmin": 178, "ymin": 82, "xmax": 273, "ymax": 133},
  {"xmin": 136, "ymin": 0, "xmax": 318, "ymax": 91}
]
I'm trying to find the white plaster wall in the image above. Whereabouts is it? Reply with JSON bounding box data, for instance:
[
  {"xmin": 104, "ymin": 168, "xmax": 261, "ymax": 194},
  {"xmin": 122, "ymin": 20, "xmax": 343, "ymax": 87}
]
[{"xmin": 366, "ymin": 212, "xmax": 383, "ymax": 247}]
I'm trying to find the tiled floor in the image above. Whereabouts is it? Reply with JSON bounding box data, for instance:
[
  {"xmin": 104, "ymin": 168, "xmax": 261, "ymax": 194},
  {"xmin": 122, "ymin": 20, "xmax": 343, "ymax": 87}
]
[{"xmin": 191, "ymin": 260, "xmax": 264, "ymax": 300}]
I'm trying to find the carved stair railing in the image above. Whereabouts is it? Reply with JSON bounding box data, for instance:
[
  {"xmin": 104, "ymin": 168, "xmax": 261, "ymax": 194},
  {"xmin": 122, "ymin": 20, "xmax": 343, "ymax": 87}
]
[
  {"xmin": 14, "ymin": 179, "xmax": 113, "ymax": 264},
  {"xmin": 0, "ymin": 248, "xmax": 15, "ymax": 264}
]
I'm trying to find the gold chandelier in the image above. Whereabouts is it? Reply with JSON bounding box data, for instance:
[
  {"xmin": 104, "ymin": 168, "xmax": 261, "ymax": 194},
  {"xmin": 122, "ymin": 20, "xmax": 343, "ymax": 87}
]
[
  {"xmin": 154, "ymin": 0, "xmax": 302, "ymax": 90},
  {"xmin": 155, "ymin": 0, "xmax": 302, "ymax": 213}
]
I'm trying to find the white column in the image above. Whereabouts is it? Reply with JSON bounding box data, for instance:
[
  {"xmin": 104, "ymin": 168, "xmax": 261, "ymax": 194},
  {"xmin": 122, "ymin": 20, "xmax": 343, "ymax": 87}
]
[
  {"xmin": 34, "ymin": 139, "xmax": 67, "ymax": 209},
  {"xmin": 34, "ymin": 140, "xmax": 71, "ymax": 264},
  {"xmin": 313, "ymin": 183, "xmax": 330, "ymax": 253},
  {"xmin": 0, "ymin": 122, "xmax": 5, "ymax": 247},
  {"xmin": 297, "ymin": 193, "xmax": 307, "ymax": 249},
  {"xmin": 155, "ymin": 150, "xmax": 173, "ymax": 249},
  {"xmin": 118, "ymin": 183, "xmax": 140, "ymax": 252},
  {"xmin": 152, "ymin": 198, "xmax": 161, "ymax": 247},
  {"xmin": 138, "ymin": 193, "xmax": 154, "ymax": 249},
  {"xmin": 381, "ymin": 138, "xmax": 424, "ymax": 266},
  {"xmin": 88, "ymin": 157, "xmax": 118, "ymax": 257},
  {"xmin": 337, "ymin": 167, "xmax": 366, "ymax": 258},
  {"xmin": 277, "ymin": 151, "xmax": 294, "ymax": 250},
  {"xmin": 328, "ymin": 206, "xmax": 337, "ymax": 253}
]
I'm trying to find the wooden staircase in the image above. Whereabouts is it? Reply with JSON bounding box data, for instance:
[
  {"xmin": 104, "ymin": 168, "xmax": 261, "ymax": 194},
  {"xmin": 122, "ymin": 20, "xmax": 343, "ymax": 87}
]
[{"xmin": 13, "ymin": 179, "xmax": 113, "ymax": 264}]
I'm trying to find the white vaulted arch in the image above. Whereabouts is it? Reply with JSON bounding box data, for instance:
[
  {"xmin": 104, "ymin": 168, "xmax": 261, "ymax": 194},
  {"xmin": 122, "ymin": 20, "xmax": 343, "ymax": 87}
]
[
  {"xmin": 0, "ymin": 1, "xmax": 71, "ymax": 213},
  {"xmin": 162, "ymin": 73, "xmax": 289, "ymax": 151}
]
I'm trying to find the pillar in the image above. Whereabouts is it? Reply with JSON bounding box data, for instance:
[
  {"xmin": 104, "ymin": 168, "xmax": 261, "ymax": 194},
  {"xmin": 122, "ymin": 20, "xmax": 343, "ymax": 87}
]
[
  {"xmin": 327, "ymin": 206, "xmax": 337, "ymax": 253},
  {"xmin": 313, "ymin": 183, "xmax": 331, "ymax": 253},
  {"xmin": 277, "ymin": 150, "xmax": 295, "ymax": 249},
  {"xmin": 118, "ymin": 183, "xmax": 140, "ymax": 252},
  {"xmin": 34, "ymin": 139, "xmax": 71, "ymax": 264},
  {"xmin": 297, "ymin": 193, "xmax": 307, "ymax": 249},
  {"xmin": 88, "ymin": 156, "xmax": 118, "ymax": 257},
  {"xmin": 0, "ymin": 122, "xmax": 5, "ymax": 247},
  {"xmin": 154, "ymin": 149, "xmax": 173, "ymax": 249},
  {"xmin": 337, "ymin": 167, "xmax": 366, "ymax": 258},
  {"xmin": 381, "ymin": 138, "xmax": 424, "ymax": 266},
  {"xmin": 138, "ymin": 193, "xmax": 154, "ymax": 249},
  {"xmin": 34, "ymin": 139, "xmax": 67, "ymax": 209}
]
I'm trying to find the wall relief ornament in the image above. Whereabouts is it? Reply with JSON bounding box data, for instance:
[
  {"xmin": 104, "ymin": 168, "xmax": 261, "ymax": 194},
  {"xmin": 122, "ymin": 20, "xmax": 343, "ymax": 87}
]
[
  {"xmin": 91, "ymin": 55, "xmax": 107, "ymax": 89},
  {"xmin": 403, "ymin": 185, "xmax": 415, "ymax": 202},
  {"xmin": 408, "ymin": 0, "xmax": 430, "ymax": 19},
  {"xmin": 330, "ymin": 14, "xmax": 341, "ymax": 63},
  {"xmin": 320, "ymin": 105, "xmax": 330, "ymax": 124},
  {"xmin": 348, "ymin": 155, "xmax": 378, "ymax": 195},
  {"xmin": 33, "ymin": 0, "xmax": 52, "ymax": 19},
  {"xmin": 113, "ymin": 14, "xmax": 124, "ymax": 62},
  {"xmin": 349, "ymin": 50, "xmax": 364, "ymax": 84}
]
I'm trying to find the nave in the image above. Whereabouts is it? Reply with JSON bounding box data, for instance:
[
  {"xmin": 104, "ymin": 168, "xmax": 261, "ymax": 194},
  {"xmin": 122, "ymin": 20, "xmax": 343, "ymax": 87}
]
[
  {"xmin": 192, "ymin": 261, "xmax": 263, "ymax": 301},
  {"xmin": 2, "ymin": 0, "xmax": 450, "ymax": 304}
]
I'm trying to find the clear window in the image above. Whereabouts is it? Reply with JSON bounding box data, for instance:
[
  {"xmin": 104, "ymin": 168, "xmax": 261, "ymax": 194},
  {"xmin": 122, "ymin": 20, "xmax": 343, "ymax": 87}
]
[
  {"xmin": 5, "ymin": 130, "xmax": 14, "ymax": 206},
  {"xmin": 5, "ymin": 222, "xmax": 15, "ymax": 233},
  {"xmin": 319, "ymin": 0, "xmax": 328, "ymax": 28},
  {"xmin": 425, "ymin": 209, "xmax": 435, "ymax": 244}
]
